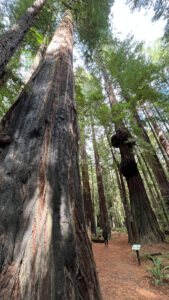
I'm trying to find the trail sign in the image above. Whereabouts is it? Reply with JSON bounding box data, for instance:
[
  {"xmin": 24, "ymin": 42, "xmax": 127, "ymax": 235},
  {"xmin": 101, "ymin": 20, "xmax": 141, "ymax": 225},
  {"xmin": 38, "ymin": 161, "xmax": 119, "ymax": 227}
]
[
  {"xmin": 132, "ymin": 245, "xmax": 141, "ymax": 251},
  {"xmin": 132, "ymin": 244, "xmax": 141, "ymax": 265}
]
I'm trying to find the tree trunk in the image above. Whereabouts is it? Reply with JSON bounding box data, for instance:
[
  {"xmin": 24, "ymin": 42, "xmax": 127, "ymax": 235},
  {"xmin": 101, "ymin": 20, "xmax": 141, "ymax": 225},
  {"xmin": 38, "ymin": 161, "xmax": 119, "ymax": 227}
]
[
  {"xmin": 140, "ymin": 152, "xmax": 169, "ymax": 227},
  {"xmin": 99, "ymin": 63, "xmax": 164, "ymax": 244},
  {"xmin": 91, "ymin": 124, "xmax": 110, "ymax": 233},
  {"xmin": 107, "ymin": 135, "xmax": 133, "ymax": 242},
  {"xmin": 153, "ymin": 105, "xmax": 169, "ymax": 135},
  {"xmin": 0, "ymin": 12, "xmax": 102, "ymax": 300},
  {"xmin": 133, "ymin": 110, "xmax": 169, "ymax": 210},
  {"xmin": 23, "ymin": 32, "xmax": 48, "ymax": 85},
  {"xmin": 0, "ymin": 0, "xmax": 46, "ymax": 79},
  {"xmin": 80, "ymin": 137, "xmax": 96, "ymax": 235},
  {"xmin": 90, "ymin": 158, "xmax": 96, "ymax": 218},
  {"xmin": 137, "ymin": 154, "xmax": 158, "ymax": 210},
  {"xmin": 144, "ymin": 109, "xmax": 169, "ymax": 172},
  {"xmin": 144, "ymin": 104, "xmax": 169, "ymax": 158}
]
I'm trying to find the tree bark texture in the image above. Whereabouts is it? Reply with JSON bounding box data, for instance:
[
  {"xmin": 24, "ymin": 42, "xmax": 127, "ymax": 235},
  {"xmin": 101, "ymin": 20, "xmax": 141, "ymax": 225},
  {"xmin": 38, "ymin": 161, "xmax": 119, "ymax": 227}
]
[
  {"xmin": 0, "ymin": 0, "xmax": 46, "ymax": 79},
  {"xmin": 144, "ymin": 110, "xmax": 169, "ymax": 172},
  {"xmin": 137, "ymin": 154, "xmax": 158, "ymax": 210},
  {"xmin": 100, "ymin": 64, "xmax": 164, "ymax": 244},
  {"xmin": 140, "ymin": 152, "xmax": 169, "ymax": 227},
  {"xmin": 0, "ymin": 12, "xmax": 102, "ymax": 300},
  {"xmin": 91, "ymin": 124, "xmax": 109, "ymax": 232},
  {"xmin": 134, "ymin": 111, "xmax": 169, "ymax": 209},
  {"xmin": 80, "ymin": 138, "xmax": 96, "ymax": 235},
  {"xmin": 107, "ymin": 135, "xmax": 133, "ymax": 242},
  {"xmin": 144, "ymin": 105, "xmax": 169, "ymax": 158},
  {"xmin": 153, "ymin": 105, "xmax": 169, "ymax": 135}
]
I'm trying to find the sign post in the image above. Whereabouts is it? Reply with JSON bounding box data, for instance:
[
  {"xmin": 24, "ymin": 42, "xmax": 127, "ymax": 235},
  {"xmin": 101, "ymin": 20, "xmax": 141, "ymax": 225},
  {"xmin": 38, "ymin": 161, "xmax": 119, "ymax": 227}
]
[{"xmin": 132, "ymin": 245, "xmax": 141, "ymax": 265}]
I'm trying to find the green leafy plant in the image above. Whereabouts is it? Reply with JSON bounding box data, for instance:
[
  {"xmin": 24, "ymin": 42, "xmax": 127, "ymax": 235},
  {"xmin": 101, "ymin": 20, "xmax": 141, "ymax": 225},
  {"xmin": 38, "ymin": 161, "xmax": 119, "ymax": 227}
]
[{"xmin": 147, "ymin": 256, "xmax": 169, "ymax": 286}]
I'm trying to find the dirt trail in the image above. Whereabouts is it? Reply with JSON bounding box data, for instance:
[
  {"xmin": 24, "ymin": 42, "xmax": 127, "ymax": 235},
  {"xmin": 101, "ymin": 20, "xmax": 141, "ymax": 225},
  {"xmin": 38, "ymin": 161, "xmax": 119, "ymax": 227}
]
[{"xmin": 92, "ymin": 234, "xmax": 169, "ymax": 300}]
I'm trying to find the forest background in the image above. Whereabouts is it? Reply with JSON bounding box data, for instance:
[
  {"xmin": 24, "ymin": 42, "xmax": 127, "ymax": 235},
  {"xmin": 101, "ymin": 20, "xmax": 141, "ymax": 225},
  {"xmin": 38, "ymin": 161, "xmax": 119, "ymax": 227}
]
[{"xmin": 0, "ymin": 0, "xmax": 169, "ymax": 299}]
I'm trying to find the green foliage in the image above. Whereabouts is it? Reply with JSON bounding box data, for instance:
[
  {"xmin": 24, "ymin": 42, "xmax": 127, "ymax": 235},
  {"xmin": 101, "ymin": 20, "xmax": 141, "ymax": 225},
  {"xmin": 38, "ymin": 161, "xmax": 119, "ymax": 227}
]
[
  {"xmin": 59, "ymin": 0, "xmax": 114, "ymax": 53},
  {"xmin": 75, "ymin": 68, "xmax": 104, "ymax": 120},
  {"xmin": 112, "ymin": 227, "xmax": 126, "ymax": 232},
  {"xmin": 95, "ymin": 104, "xmax": 112, "ymax": 128},
  {"xmin": 96, "ymin": 227, "xmax": 102, "ymax": 236},
  {"xmin": 102, "ymin": 38, "xmax": 164, "ymax": 106},
  {"xmin": 76, "ymin": 0, "xmax": 114, "ymax": 52},
  {"xmin": 147, "ymin": 256, "xmax": 169, "ymax": 286}
]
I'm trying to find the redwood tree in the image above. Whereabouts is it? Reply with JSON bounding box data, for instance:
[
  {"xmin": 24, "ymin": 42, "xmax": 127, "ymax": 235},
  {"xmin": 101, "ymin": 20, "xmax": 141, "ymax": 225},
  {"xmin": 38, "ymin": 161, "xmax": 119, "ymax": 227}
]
[
  {"xmin": 144, "ymin": 104, "xmax": 169, "ymax": 158},
  {"xmin": 91, "ymin": 124, "xmax": 110, "ymax": 233},
  {"xmin": 98, "ymin": 61, "xmax": 164, "ymax": 244},
  {"xmin": 0, "ymin": 12, "xmax": 102, "ymax": 300},
  {"xmin": 80, "ymin": 135, "xmax": 96, "ymax": 235},
  {"xmin": 0, "ymin": 0, "xmax": 47, "ymax": 79}
]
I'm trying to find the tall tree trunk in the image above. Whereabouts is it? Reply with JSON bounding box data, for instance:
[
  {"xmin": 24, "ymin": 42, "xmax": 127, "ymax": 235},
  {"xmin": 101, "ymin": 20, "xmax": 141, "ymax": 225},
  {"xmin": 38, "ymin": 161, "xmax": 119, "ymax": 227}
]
[
  {"xmin": 137, "ymin": 154, "xmax": 158, "ymax": 210},
  {"xmin": 23, "ymin": 32, "xmax": 48, "ymax": 85},
  {"xmin": 153, "ymin": 105, "xmax": 169, "ymax": 135},
  {"xmin": 80, "ymin": 137, "xmax": 96, "ymax": 235},
  {"xmin": 0, "ymin": 0, "xmax": 47, "ymax": 79},
  {"xmin": 107, "ymin": 134, "xmax": 133, "ymax": 242},
  {"xmin": 0, "ymin": 12, "xmax": 102, "ymax": 300},
  {"xmin": 140, "ymin": 152, "xmax": 169, "ymax": 227},
  {"xmin": 144, "ymin": 108, "xmax": 169, "ymax": 172},
  {"xmin": 91, "ymin": 124, "xmax": 110, "ymax": 233},
  {"xmin": 90, "ymin": 158, "xmax": 96, "ymax": 217},
  {"xmin": 144, "ymin": 104, "xmax": 169, "ymax": 158},
  {"xmin": 133, "ymin": 110, "xmax": 169, "ymax": 210},
  {"xmin": 99, "ymin": 62, "xmax": 164, "ymax": 244}
]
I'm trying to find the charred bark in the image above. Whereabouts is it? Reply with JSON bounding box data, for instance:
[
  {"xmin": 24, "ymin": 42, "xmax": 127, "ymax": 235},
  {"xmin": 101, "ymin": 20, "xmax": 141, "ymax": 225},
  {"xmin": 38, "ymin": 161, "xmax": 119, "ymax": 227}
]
[
  {"xmin": 80, "ymin": 138, "xmax": 96, "ymax": 235},
  {"xmin": 0, "ymin": 0, "xmax": 46, "ymax": 79},
  {"xmin": 0, "ymin": 12, "xmax": 102, "ymax": 300}
]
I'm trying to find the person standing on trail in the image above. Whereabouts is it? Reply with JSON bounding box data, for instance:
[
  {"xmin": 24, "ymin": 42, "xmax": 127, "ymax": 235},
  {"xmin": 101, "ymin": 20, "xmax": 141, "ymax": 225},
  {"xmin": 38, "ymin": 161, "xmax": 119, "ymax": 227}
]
[{"xmin": 102, "ymin": 227, "xmax": 108, "ymax": 247}]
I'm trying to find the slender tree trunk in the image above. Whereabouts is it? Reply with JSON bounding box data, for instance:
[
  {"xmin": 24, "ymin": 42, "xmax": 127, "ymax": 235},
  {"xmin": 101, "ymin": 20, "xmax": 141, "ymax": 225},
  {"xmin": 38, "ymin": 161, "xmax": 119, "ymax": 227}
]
[
  {"xmin": 140, "ymin": 152, "xmax": 169, "ymax": 227},
  {"xmin": 144, "ymin": 104, "xmax": 169, "ymax": 158},
  {"xmin": 107, "ymin": 135, "xmax": 133, "ymax": 242},
  {"xmin": 99, "ymin": 63, "xmax": 164, "ymax": 244},
  {"xmin": 90, "ymin": 158, "xmax": 96, "ymax": 217},
  {"xmin": 104, "ymin": 161, "xmax": 123, "ymax": 228},
  {"xmin": 80, "ymin": 137, "xmax": 96, "ymax": 235},
  {"xmin": 137, "ymin": 154, "xmax": 158, "ymax": 210},
  {"xmin": 23, "ymin": 33, "xmax": 48, "ymax": 85},
  {"xmin": 144, "ymin": 109, "xmax": 169, "ymax": 172},
  {"xmin": 133, "ymin": 110, "xmax": 169, "ymax": 210},
  {"xmin": 0, "ymin": 0, "xmax": 46, "ymax": 79},
  {"xmin": 153, "ymin": 105, "xmax": 169, "ymax": 135},
  {"xmin": 91, "ymin": 124, "xmax": 110, "ymax": 233},
  {"xmin": 0, "ymin": 12, "xmax": 102, "ymax": 300}
]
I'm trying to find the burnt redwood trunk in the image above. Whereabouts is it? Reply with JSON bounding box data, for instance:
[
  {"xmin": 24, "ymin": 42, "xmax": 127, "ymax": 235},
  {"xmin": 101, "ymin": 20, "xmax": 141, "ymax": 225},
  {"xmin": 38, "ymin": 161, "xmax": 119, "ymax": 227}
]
[
  {"xmin": 0, "ymin": 12, "xmax": 102, "ymax": 300},
  {"xmin": 0, "ymin": 0, "xmax": 46, "ymax": 79}
]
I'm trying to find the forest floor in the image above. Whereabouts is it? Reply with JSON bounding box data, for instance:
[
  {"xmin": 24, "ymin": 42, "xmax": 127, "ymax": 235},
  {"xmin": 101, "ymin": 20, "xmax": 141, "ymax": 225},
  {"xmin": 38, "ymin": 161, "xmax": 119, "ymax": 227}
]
[{"xmin": 92, "ymin": 232, "xmax": 169, "ymax": 300}]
